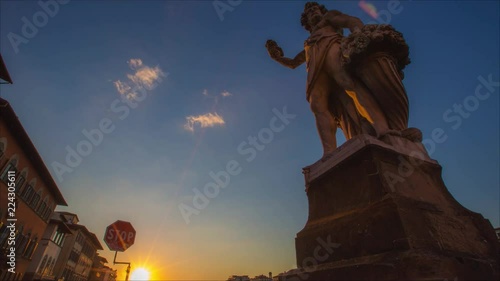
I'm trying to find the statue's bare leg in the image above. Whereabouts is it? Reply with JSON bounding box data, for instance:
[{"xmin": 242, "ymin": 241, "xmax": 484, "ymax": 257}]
[
  {"xmin": 309, "ymin": 71, "xmax": 338, "ymax": 159},
  {"xmin": 325, "ymin": 43, "xmax": 391, "ymax": 138}
]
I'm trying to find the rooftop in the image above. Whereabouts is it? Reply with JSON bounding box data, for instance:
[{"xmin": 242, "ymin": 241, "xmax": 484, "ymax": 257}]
[{"xmin": 0, "ymin": 97, "xmax": 67, "ymax": 206}]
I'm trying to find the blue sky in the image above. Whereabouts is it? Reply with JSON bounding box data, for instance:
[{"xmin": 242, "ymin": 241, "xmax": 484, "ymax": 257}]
[{"xmin": 1, "ymin": 1, "xmax": 499, "ymax": 279}]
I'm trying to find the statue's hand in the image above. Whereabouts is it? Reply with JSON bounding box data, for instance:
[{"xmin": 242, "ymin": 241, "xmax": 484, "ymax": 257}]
[{"xmin": 265, "ymin": 40, "xmax": 284, "ymax": 60}]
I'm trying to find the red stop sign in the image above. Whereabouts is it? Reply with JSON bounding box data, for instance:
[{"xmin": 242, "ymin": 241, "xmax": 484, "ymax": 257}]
[{"xmin": 104, "ymin": 220, "xmax": 136, "ymax": 252}]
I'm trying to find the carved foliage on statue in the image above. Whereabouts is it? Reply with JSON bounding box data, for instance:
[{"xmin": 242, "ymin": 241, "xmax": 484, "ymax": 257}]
[
  {"xmin": 340, "ymin": 24, "xmax": 411, "ymax": 75},
  {"xmin": 340, "ymin": 24, "xmax": 412, "ymax": 131}
]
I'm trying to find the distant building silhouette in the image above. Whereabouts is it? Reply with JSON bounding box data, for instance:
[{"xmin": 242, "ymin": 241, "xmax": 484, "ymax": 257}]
[
  {"xmin": 227, "ymin": 275, "xmax": 250, "ymax": 281},
  {"xmin": 273, "ymin": 270, "xmax": 301, "ymax": 281},
  {"xmin": 89, "ymin": 254, "xmax": 117, "ymax": 281},
  {"xmin": 251, "ymin": 274, "xmax": 272, "ymax": 281},
  {"xmin": 227, "ymin": 273, "xmax": 273, "ymax": 281}
]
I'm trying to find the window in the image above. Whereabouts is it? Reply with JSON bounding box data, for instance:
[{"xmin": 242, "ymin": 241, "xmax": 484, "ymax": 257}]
[
  {"xmin": 23, "ymin": 236, "xmax": 38, "ymax": 259},
  {"xmin": 64, "ymin": 267, "xmax": 73, "ymax": 281},
  {"xmin": 16, "ymin": 232, "xmax": 30, "ymax": 255},
  {"xmin": 16, "ymin": 176, "xmax": 26, "ymax": 193},
  {"xmin": 42, "ymin": 257, "xmax": 53, "ymax": 276},
  {"xmin": 58, "ymin": 232, "xmax": 65, "ymax": 245},
  {"xmin": 0, "ymin": 157, "xmax": 17, "ymax": 182},
  {"xmin": 69, "ymin": 250, "xmax": 80, "ymax": 263},
  {"xmin": 43, "ymin": 207, "xmax": 52, "ymax": 220},
  {"xmin": 38, "ymin": 255, "xmax": 48, "ymax": 274},
  {"xmin": 37, "ymin": 199, "xmax": 47, "ymax": 218},
  {"xmin": 0, "ymin": 139, "xmax": 5, "ymax": 160},
  {"xmin": 0, "ymin": 224, "xmax": 9, "ymax": 247},
  {"xmin": 48, "ymin": 258, "xmax": 55, "ymax": 276},
  {"xmin": 21, "ymin": 184, "xmax": 34, "ymax": 202},
  {"xmin": 76, "ymin": 233, "xmax": 84, "ymax": 245},
  {"xmin": 52, "ymin": 228, "xmax": 66, "ymax": 246},
  {"xmin": 69, "ymin": 270, "xmax": 74, "ymax": 281},
  {"xmin": 30, "ymin": 191, "xmax": 42, "ymax": 210},
  {"xmin": 15, "ymin": 225, "xmax": 24, "ymax": 245},
  {"xmin": 43, "ymin": 203, "xmax": 53, "ymax": 220},
  {"xmin": 51, "ymin": 228, "xmax": 59, "ymax": 241},
  {"xmin": 15, "ymin": 169, "xmax": 27, "ymax": 194}
]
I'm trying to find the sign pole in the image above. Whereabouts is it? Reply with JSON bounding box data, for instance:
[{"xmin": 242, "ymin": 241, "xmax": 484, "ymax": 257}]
[
  {"xmin": 104, "ymin": 220, "xmax": 136, "ymax": 281},
  {"xmin": 113, "ymin": 251, "xmax": 131, "ymax": 281}
]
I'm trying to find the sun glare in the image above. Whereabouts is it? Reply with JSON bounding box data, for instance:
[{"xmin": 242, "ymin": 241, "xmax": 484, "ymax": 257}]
[{"xmin": 130, "ymin": 268, "xmax": 151, "ymax": 281}]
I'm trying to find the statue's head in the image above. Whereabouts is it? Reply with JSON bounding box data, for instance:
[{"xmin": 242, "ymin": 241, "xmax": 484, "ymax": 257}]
[{"xmin": 301, "ymin": 2, "xmax": 328, "ymax": 32}]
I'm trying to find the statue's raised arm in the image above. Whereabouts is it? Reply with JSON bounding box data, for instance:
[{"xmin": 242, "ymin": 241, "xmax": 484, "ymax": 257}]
[{"xmin": 265, "ymin": 40, "xmax": 306, "ymax": 70}]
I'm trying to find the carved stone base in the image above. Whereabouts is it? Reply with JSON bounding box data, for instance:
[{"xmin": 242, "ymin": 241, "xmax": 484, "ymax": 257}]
[{"xmin": 285, "ymin": 135, "xmax": 499, "ymax": 280}]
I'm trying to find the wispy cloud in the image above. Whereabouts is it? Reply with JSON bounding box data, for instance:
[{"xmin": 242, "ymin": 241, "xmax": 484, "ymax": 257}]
[
  {"xmin": 221, "ymin": 91, "xmax": 232, "ymax": 97},
  {"xmin": 128, "ymin": 58, "xmax": 143, "ymax": 69},
  {"xmin": 184, "ymin": 112, "xmax": 225, "ymax": 132},
  {"xmin": 113, "ymin": 59, "xmax": 166, "ymax": 99},
  {"xmin": 114, "ymin": 80, "xmax": 131, "ymax": 95},
  {"xmin": 127, "ymin": 65, "xmax": 165, "ymax": 89},
  {"xmin": 185, "ymin": 90, "xmax": 230, "ymax": 132},
  {"xmin": 201, "ymin": 89, "xmax": 233, "ymax": 99}
]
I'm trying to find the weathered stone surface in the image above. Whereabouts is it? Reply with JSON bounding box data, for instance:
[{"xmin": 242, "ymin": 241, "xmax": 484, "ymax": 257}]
[{"xmin": 288, "ymin": 135, "xmax": 499, "ymax": 280}]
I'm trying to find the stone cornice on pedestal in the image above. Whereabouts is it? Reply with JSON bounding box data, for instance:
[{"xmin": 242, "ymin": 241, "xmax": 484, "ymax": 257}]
[{"xmin": 303, "ymin": 134, "xmax": 436, "ymax": 188}]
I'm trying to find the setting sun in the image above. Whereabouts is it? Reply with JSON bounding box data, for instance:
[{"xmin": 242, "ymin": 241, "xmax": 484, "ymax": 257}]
[{"xmin": 130, "ymin": 268, "xmax": 151, "ymax": 281}]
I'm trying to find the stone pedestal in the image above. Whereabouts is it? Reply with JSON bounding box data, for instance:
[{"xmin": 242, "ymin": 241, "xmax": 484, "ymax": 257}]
[{"xmin": 284, "ymin": 135, "xmax": 499, "ymax": 280}]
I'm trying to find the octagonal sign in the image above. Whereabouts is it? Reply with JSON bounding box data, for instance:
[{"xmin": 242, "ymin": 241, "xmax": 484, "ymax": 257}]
[{"xmin": 104, "ymin": 220, "xmax": 136, "ymax": 252}]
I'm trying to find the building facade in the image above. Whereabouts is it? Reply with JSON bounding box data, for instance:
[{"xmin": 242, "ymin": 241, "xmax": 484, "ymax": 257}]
[
  {"xmin": 89, "ymin": 255, "xmax": 116, "ymax": 281},
  {"xmin": 0, "ymin": 98, "xmax": 67, "ymax": 281},
  {"xmin": 24, "ymin": 212, "xmax": 73, "ymax": 281},
  {"xmin": 51, "ymin": 212, "xmax": 103, "ymax": 281}
]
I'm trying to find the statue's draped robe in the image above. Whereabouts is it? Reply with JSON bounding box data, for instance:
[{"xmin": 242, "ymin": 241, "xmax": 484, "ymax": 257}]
[
  {"xmin": 304, "ymin": 24, "xmax": 411, "ymax": 140},
  {"xmin": 304, "ymin": 26, "xmax": 341, "ymax": 100},
  {"xmin": 304, "ymin": 25, "xmax": 367, "ymax": 139},
  {"xmin": 352, "ymin": 52, "xmax": 409, "ymax": 131}
]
